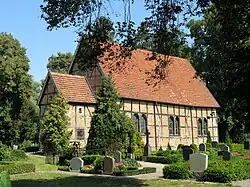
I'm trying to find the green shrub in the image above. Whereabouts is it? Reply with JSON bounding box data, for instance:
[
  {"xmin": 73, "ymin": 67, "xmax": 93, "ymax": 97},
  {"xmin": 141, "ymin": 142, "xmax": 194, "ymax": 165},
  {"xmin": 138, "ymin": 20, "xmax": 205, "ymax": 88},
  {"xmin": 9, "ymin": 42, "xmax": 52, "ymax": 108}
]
[
  {"xmin": 163, "ymin": 163, "xmax": 190, "ymax": 179},
  {"xmin": 58, "ymin": 158, "xmax": 70, "ymax": 167},
  {"xmin": 93, "ymin": 157, "xmax": 104, "ymax": 171},
  {"xmin": 206, "ymin": 143, "xmax": 212, "ymax": 149},
  {"xmin": 80, "ymin": 168, "xmax": 103, "ymax": 174},
  {"xmin": 207, "ymin": 131, "xmax": 212, "ymax": 144},
  {"xmin": 203, "ymin": 156, "xmax": 250, "ymax": 183},
  {"xmin": 122, "ymin": 159, "xmax": 140, "ymax": 169},
  {"xmin": 58, "ymin": 166, "xmax": 70, "ymax": 172},
  {"xmin": 177, "ymin": 144, "xmax": 184, "ymax": 150},
  {"xmin": 190, "ymin": 144, "xmax": 198, "ymax": 152},
  {"xmin": 20, "ymin": 140, "xmax": 32, "ymax": 150},
  {"xmin": 113, "ymin": 167, "xmax": 156, "ymax": 176},
  {"xmin": 0, "ymin": 163, "xmax": 35, "ymax": 175},
  {"xmin": 8, "ymin": 150, "xmax": 27, "ymax": 160},
  {"xmin": 146, "ymin": 154, "xmax": 181, "ymax": 164},
  {"xmin": 81, "ymin": 155, "xmax": 104, "ymax": 165}
]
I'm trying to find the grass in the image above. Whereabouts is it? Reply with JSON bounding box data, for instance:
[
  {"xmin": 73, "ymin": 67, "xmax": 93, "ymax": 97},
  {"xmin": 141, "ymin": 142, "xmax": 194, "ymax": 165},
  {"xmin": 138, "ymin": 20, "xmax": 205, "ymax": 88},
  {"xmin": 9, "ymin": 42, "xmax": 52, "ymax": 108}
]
[
  {"xmin": 10, "ymin": 173, "xmax": 235, "ymax": 187},
  {"xmin": 22, "ymin": 153, "xmax": 58, "ymax": 172}
]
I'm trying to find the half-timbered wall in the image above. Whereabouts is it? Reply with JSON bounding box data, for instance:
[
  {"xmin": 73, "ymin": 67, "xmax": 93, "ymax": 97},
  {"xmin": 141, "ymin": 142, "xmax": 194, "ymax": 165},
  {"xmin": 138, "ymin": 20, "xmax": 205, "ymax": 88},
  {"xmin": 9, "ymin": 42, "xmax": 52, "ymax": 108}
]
[
  {"xmin": 39, "ymin": 76, "xmax": 58, "ymax": 118},
  {"xmin": 68, "ymin": 104, "xmax": 95, "ymax": 147}
]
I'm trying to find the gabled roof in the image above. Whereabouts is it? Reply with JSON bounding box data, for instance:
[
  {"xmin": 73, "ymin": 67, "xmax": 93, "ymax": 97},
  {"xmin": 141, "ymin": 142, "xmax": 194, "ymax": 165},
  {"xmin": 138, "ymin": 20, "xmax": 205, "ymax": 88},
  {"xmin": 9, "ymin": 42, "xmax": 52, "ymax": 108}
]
[
  {"xmin": 97, "ymin": 47, "xmax": 220, "ymax": 108},
  {"xmin": 38, "ymin": 72, "xmax": 95, "ymax": 104}
]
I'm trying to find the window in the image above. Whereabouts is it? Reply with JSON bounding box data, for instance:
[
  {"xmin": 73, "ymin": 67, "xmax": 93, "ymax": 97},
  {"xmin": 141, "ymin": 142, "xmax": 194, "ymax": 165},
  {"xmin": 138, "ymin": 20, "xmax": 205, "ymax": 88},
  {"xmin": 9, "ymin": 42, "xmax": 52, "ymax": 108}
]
[
  {"xmin": 198, "ymin": 118, "xmax": 208, "ymax": 136},
  {"xmin": 175, "ymin": 116, "xmax": 180, "ymax": 135},
  {"xmin": 139, "ymin": 115, "xmax": 147, "ymax": 134},
  {"xmin": 77, "ymin": 129, "xmax": 84, "ymax": 140},
  {"xmin": 132, "ymin": 113, "xmax": 139, "ymax": 131},
  {"xmin": 168, "ymin": 116, "xmax": 180, "ymax": 136},
  {"xmin": 168, "ymin": 116, "xmax": 174, "ymax": 135}
]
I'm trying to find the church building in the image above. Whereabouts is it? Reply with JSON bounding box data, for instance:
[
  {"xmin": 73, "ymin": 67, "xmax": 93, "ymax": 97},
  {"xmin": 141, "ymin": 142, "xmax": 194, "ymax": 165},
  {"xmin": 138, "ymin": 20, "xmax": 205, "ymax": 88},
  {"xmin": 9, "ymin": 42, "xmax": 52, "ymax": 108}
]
[{"xmin": 38, "ymin": 44, "xmax": 220, "ymax": 149}]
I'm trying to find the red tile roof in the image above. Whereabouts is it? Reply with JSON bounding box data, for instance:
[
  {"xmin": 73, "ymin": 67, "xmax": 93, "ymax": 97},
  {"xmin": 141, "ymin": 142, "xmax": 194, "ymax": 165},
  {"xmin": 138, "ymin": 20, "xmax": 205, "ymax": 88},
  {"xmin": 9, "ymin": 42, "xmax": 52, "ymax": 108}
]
[
  {"xmin": 99, "ymin": 48, "xmax": 219, "ymax": 108},
  {"xmin": 50, "ymin": 72, "xmax": 95, "ymax": 103}
]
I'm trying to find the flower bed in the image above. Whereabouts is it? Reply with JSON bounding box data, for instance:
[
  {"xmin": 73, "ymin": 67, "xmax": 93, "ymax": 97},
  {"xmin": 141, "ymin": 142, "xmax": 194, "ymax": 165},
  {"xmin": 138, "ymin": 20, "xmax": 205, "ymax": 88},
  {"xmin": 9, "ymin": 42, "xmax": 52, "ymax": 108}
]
[{"xmin": 113, "ymin": 167, "xmax": 156, "ymax": 176}]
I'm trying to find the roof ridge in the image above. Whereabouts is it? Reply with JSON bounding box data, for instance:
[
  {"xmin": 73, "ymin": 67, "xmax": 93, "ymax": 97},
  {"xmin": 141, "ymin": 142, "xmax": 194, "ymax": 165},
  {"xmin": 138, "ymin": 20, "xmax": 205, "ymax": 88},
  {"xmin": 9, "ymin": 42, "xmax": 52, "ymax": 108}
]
[{"xmin": 50, "ymin": 71, "xmax": 85, "ymax": 78}]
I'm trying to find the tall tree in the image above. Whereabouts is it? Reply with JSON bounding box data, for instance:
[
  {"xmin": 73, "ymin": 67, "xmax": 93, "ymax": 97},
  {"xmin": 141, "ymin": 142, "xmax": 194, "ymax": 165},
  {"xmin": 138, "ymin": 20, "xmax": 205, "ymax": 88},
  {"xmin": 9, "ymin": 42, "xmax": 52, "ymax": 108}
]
[
  {"xmin": 187, "ymin": 1, "xmax": 250, "ymax": 142},
  {"xmin": 47, "ymin": 52, "xmax": 73, "ymax": 74},
  {"xmin": 0, "ymin": 33, "xmax": 32, "ymax": 145},
  {"xmin": 41, "ymin": 96, "xmax": 72, "ymax": 154},
  {"xmin": 86, "ymin": 76, "xmax": 142, "ymax": 155}
]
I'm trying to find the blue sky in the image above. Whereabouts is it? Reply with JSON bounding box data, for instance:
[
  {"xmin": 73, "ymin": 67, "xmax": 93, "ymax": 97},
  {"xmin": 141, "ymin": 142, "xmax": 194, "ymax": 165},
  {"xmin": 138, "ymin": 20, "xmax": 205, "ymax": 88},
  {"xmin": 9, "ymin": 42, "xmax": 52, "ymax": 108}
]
[{"xmin": 0, "ymin": 1, "xmax": 149, "ymax": 82}]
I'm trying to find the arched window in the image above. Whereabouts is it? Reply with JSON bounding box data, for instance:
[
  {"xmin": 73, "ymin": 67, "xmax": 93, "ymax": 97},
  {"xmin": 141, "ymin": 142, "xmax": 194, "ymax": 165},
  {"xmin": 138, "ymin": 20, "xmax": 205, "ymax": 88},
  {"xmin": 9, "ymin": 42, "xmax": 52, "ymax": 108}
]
[
  {"xmin": 175, "ymin": 116, "xmax": 180, "ymax": 135},
  {"xmin": 139, "ymin": 115, "xmax": 147, "ymax": 134},
  {"xmin": 132, "ymin": 113, "xmax": 139, "ymax": 131},
  {"xmin": 168, "ymin": 116, "xmax": 174, "ymax": 136},
  {"xmin": 203, "ymin": 118, "xmax": 208, "ymax": 136},
  {"xmin": 198, "ymin": 118, "xmax": 202, "ymax": 136}
]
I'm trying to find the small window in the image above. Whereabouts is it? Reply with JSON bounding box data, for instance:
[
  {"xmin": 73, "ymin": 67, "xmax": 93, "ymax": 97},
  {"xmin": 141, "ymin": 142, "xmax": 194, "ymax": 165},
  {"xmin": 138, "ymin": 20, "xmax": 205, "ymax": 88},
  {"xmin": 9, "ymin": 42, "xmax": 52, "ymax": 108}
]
[
  {"xmin": 175, "ymin": 116, "xmax": 180, "ymax": 135},
  {"xmin": 168, "ymin": 116, "xmax": 174, "ymax": 136},
  {"xmin": 197, "ymin": 118, "xmax": 208, "ymax": 136},
  {"xmin": 139, "ymin": 115, "xmax": 147, "ymax": 134},
  {"xmin": 79, "ymin": 108, "xmax": 82, "ymax": 113},
  {"xmin": 198, "ymin": 118, "xmax": 202, "ymax": 136},
  {"xmin": 77, "ymin": 129, "xmax": 84, "ymax": 140},
  {"xmin": 132, "ymin": 113, "xmax": 139, "ymax": 131}
]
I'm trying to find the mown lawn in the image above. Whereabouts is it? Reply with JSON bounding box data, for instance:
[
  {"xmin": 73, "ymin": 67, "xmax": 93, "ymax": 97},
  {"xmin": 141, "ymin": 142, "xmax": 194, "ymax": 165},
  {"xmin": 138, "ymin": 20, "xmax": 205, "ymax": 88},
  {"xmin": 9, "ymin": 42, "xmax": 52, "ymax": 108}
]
[
  {"xmin": 10, "ymin": 154, "xmax": 236, "ymax": 187},
  {"xmin": 10, "ymin": 173, "xmax": 235, "ymax": 187}
]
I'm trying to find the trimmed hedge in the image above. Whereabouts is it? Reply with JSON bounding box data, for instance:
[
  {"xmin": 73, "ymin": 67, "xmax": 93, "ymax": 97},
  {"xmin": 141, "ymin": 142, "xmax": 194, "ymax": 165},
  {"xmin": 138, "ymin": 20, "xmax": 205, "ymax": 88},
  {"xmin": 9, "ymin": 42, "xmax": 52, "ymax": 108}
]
[
  {"xmin": 0, "ymin": 163, "xmax": 35, "ymax": 175},
  {"xmin": 163, "ymin": 163, "xmax": 190, "ymax": 179},
  {"xmin": 81, "ymin": 155, "xmax": 105, "ymax": 165},
  {"xmin": 58, "ymin": 166, "xmax": 70, "ymax": 172},
  {"xmin": 0, "ymin": 149, "xmax": 27, "ymax": 161},
  {"xmin": 146, "ymin": 154, "xmax": 181, "ymax": 164},
  {"xmin": 203, "ymin": 157, "xmax": 250, "ymax": 183},
  {"xmin": 113, "ymin": 167, "xmax": 156, "ymax": 176},
  {"xmin": 80, "ymin": 168, "xmax": 103, "ymax": 174}
]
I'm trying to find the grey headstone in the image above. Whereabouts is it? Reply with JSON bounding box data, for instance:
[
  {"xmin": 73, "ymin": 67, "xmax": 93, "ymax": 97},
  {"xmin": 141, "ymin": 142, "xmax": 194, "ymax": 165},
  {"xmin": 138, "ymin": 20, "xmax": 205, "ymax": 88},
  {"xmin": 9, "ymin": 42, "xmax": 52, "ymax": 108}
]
[
  {"xmin": 127, "ymin": 153, "xmax": 134, "ymax": 159},
  {"xmin": 103, "ymin": 156, "xmax": 114, "ymax": 174},
  {"xmin": 182, "ymin": 147, "xmax": 194, "ymax": 161},
  {"xmin": 212, "ymin": 141, "xmax": 217, "ymax": 148},
  {"xmin": 190, "ymin": 153, "xmax": 208, "ymax": 172},
  {"xmin": 70, "ymin": 157, "xmax": 84, "ymax": 171},
  {"xmin": 223, "ymin": 151, "xmax": 232, "ymax": 161},
  {"xmin": 244, "ymin": 141, "xmax": 250, "ymax": 150},
  {"xmin": 114, "ymin": 151, "xmax": 122, "ymax": 163},
  {"xmin": 223, "ymin": 145, "xmax": 230, "ymax": 152},
  {"xmin": 199, "ymin": 143, "xmax": 206, "ymax": 152}
]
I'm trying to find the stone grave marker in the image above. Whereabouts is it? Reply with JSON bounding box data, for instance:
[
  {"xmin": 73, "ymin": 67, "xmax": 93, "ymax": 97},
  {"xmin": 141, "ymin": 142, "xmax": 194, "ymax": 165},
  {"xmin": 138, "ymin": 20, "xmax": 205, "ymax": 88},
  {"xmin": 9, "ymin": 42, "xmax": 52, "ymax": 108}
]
[
  {"xmin": 199, "ymin": 143, "xmax": 206, "ymax": 152},
  {"xmin": 212, "ymin": 141, "xmax": 218, "ymax": 148},
  {"xmin": 182, "ymin": 147, "xmax": 194, "ymax": 161},
  {"xmin": 103, "ymin": 156, "xmax": 115, "ymax": 174},
  {"xmin": 244, "ymin": 141, "xmax": 250, "ymax": 150},
  {"xmin": 223, "ymin": 151, "xmax": 232, "ymax": 161},
  {"xmin": 223, "ymin": 145, "xmax": 230, "ymax": 152},
  {"xmin": 70, "ymin": 157, "xmax": 84, "ymax": 171},
  {"xmin": 190, "ymin": 153, "xmax": 208, "ymax": 172},
  {"xmin": 114, "ymin": 151, "xmax": 122, "ymax": 163}
]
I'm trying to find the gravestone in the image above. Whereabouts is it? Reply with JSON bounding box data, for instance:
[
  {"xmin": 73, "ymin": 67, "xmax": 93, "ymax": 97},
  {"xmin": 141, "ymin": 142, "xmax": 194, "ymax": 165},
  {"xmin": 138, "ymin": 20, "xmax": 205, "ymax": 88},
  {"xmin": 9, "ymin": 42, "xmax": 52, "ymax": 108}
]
[
  {"xmin": 223, "ymin": 151, "xmax": 232, "ymax": 161},
  {"xmin": 103, "ymin": 156, "xmax": 115, "ymax": 174},
  {"xmin": 190, "ymin": 153, "xmax": 208, "ymax": 172},
  {"xmin": 114, "ymin": 151, "xmax": 122, "ymax": 163},
  {"xmin": 199, "ymin": 143, "xmax": 206, "ymax": 152},
  {"xmin": 70, "ymin": 157, "xmax": 84, "ymax": 171},
  {"xmin": 223, "ymin": 145, "xmax": 230, "ymax": 152},
  {"xmin": 182, "ymin": 147, "xmax": 194, "ymax": 161},
  {"xmin": 244, "ymin": 141, "xmax": 250, "ymax": 150},
  {"xmin": 212, "ymin": 141, "xmax": 218, "ymax": 148}
]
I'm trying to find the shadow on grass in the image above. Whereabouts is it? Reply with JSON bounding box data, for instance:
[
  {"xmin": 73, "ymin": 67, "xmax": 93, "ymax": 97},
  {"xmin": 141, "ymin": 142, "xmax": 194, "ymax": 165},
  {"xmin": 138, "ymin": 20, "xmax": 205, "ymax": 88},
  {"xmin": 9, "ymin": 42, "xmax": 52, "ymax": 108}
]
[{"xmin": 12, "ymin": 175, "xmax": 149, "ymax": 187}]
